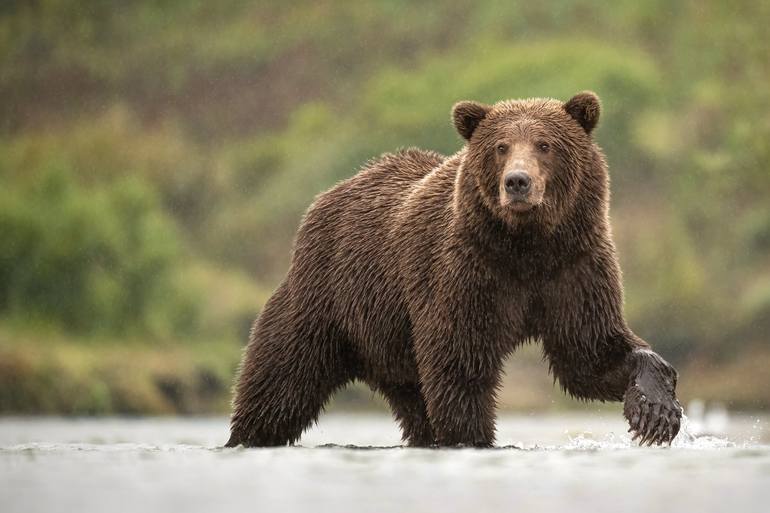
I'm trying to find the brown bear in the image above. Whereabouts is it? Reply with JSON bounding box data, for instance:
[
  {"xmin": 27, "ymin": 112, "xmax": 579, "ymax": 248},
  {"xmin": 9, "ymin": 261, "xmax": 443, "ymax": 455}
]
[{"xmin": 226, "ymin": 92, "xmax": 682, "ymax": 448}]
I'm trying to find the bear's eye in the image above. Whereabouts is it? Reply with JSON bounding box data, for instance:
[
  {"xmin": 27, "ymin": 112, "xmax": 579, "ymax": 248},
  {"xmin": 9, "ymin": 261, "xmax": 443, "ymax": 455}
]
[
  {"xmin": 536, "ymin": 141, "xmax": 550, "ymax": 153},
  {"xmin": 496, "ymin": 143, "xmax": 509, "ymax": 154}
]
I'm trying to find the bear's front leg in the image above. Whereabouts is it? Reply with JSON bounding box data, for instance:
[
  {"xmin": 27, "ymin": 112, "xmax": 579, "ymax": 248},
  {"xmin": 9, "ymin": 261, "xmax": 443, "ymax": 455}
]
[
  {"xmin": 545, "ymin": 332, "xmax": 682, "ymax": 446},
  {"xmin": 540, "ymin": 251, "xmax": 683, "ymax": 446},
  {"xmin": 623, "ymin": 349, "xmax": 682, "ymax": 446},
  {"xmin": 416, "ymin": 348, "xmax": 501, "ymax": 447},
  {"xmin": 408, "ymin": 253, "xmax": 510, "ymax": 447}
]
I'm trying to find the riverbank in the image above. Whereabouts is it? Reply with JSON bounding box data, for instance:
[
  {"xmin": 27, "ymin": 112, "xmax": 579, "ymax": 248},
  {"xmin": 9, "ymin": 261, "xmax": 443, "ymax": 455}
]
[{"xmin": 1, "ymin": 326, "xmax": 768, "ymax": 415}]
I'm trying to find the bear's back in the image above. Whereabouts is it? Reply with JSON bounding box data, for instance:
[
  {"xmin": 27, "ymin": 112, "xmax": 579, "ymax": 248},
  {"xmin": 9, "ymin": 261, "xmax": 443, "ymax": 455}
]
[
  {"xmin": 301, "ymin": 147, "xmax": 446, "ymax": 237},
  {"xmin": 286, "ymin": 148, "xmax": 447, "ymax": 372},
  {"xmin": 355, "ymin": 147, "xmax": 447, "ymax": 200}
]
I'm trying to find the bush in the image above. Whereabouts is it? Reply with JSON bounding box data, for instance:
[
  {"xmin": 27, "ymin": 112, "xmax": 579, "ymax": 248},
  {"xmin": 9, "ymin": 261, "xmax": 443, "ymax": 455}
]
[{"xmin": 0, "ymin": 164, "xmax": 197, "ymax": 336}]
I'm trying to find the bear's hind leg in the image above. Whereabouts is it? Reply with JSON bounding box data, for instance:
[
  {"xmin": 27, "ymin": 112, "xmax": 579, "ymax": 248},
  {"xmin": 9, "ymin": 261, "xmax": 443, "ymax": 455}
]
[
  {"xmin": 226, "ymin": 330, "xmax": 351, "ymax": 447},
  {"xmin": 227, "ymin": 288, "xmax": 351, "ymax": 447},
  {"xmin": 379, "ymin": 383, "xmax": 435, "ymax": 447}
]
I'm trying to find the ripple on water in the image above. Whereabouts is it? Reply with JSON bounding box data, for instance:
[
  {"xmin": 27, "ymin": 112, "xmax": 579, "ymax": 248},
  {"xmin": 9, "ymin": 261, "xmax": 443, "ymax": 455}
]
[
  {"xmin": 1, "ymin": 416, "xmax": 769, "ymax": 513},
  {"xmin": 0, "ymin": 434, "xmax": 758, "ymax": 454}
]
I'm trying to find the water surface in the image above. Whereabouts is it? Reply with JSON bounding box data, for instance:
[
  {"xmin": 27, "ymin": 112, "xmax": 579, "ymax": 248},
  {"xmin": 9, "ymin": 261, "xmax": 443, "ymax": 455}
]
[{"xmin": 1, "ymin": 413, "xmax": 768, "ymax": 513}]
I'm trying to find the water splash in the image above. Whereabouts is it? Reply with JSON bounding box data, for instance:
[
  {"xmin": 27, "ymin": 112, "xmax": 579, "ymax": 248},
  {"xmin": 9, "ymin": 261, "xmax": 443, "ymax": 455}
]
[
  {"xmin": 672, "ymin": 419, "xmax": 732, "ymax": 448},
  {"xmin": 535, "ymin": 412, "xmax": 741, "ymax": 451},
  {"xmin": 670, "ymin": 411, "xmax": 736, "ymax": 449},
  {"xmin": 562, "ymin": 432, "xmax": 630, "ymax": 450}
]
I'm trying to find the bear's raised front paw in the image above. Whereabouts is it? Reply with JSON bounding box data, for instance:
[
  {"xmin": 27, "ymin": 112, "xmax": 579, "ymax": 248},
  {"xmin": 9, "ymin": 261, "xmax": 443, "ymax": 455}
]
[
  {"xmin": 623, "ymin": 351, "xmax": 682, "ymax": 446},
  {"xmin": 624, "ymin": 385, "xmax": 681, "ymax": 446}
]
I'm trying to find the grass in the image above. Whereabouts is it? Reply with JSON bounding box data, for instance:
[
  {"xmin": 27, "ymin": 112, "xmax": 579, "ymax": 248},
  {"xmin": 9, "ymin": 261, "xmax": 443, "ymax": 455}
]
[
  {"xmin": 3, "ymin": 325, "xmax": 765, "ymax": 416},
  {"xmin": 0, "ymin": 326, "xmax": 240, "ymax": 415}
]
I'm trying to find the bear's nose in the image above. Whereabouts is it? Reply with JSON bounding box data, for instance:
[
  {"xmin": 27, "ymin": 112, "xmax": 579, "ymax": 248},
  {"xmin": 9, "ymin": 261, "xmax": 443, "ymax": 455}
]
[{"xmin": 504, "ymin": 171, "xmax": 531, "ymax": 196}]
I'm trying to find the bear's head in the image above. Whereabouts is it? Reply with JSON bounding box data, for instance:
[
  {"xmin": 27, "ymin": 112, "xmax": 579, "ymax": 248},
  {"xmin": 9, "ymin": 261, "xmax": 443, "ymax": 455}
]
[{"xmin": 452, "ymin": 92, "xmax": 602, "ymax": 229}]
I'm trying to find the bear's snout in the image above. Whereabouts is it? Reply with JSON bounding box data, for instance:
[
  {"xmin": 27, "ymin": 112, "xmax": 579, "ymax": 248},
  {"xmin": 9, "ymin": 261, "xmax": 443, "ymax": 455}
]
[
  {"xmin": 497, "ymin": 146, "xmax": 545, "ymax": 212},
  {"xmin": 503, "ymin": 171, "xmax": 532, "ymax": 196},
  {"xmin": 500, "ymin": 165, "xmax": 542, "ymax": 211}
]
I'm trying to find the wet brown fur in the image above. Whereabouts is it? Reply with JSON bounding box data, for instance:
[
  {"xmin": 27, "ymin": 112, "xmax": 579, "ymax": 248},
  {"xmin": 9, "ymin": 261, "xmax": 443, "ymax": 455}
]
[{"xmin": 227, "ymin": 92, "xmax": 681, "ymax": 448}]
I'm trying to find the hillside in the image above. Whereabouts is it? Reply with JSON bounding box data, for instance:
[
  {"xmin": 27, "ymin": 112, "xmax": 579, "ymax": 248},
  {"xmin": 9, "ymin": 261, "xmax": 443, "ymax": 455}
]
[{"xmin": 1, "ymin": 1, "xmax": 768, "ymax": 413}]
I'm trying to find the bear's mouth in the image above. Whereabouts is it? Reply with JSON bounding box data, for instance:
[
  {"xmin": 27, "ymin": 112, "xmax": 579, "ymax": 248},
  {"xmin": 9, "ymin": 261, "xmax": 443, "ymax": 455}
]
[
  {"xmin": 499, "ymin": 196, "xmax": 539, "ymax": 213},
  {"xmin": 507, "ymin": 199, "xmax": 536, "ymax": 212}
]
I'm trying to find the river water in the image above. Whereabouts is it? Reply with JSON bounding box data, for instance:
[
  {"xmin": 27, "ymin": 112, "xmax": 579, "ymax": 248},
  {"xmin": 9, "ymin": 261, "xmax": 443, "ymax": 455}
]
[{"xmin": 1, "ymin": 413, "xmax": 768, "ymax": 513}]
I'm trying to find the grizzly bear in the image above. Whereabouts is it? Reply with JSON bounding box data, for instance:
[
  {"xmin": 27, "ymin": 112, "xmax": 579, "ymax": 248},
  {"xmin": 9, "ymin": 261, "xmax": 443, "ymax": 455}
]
[{"xmin": 226, "ymin": 92, "xmax": 682, "ymax": 448}]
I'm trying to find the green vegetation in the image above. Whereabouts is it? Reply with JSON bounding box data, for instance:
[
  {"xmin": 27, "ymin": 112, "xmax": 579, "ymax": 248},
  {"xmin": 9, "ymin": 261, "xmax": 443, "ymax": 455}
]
[{"xmin": 1, "ymin": 1, "xmax": 768, "ymax": 413}]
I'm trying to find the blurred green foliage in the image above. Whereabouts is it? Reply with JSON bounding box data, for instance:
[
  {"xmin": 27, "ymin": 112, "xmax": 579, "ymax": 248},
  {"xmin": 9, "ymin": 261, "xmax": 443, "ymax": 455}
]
[
  {"xmin": 0, "ymin": 163, "xmax": 193, "ymax": 335},
  {"xmin": 0, "ymin": 0, "xmax": 768, "ymax": 412}
]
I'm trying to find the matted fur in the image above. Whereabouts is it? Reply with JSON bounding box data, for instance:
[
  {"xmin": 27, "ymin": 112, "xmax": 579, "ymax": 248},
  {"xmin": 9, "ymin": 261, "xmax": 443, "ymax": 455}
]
[{"xmin": 227, "ymin": 92, "xmax": 681, "ymax": 448}]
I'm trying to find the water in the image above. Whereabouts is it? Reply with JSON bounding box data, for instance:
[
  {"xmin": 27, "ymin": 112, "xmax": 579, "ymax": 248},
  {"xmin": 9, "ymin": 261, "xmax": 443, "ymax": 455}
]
[{"xmin": 1, "ymin": 413, "xmax": 768, "ymax": 513}]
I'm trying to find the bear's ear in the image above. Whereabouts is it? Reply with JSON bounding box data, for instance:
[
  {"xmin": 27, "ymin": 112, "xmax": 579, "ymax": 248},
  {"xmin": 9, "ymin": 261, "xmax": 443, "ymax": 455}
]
[
  {"xmin": 564, "ymin": 91, "xmax": 601, "ymax": 134},
  {"xmin": 452, "ymin": 101, "xmax": 491, "ymax": 140}
]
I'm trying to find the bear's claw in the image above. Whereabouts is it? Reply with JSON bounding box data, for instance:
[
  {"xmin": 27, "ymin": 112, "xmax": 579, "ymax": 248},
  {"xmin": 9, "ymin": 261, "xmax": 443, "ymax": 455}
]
[
  {"xmin": 625, "ymin": 389, "xmax": 682, "ymax": 446},
  {"xmin": 623, "ymin": 351, "xmax": 682, "ymax": 446},
  {"xmin": 625, "ymin": 391, "xmax": 680, "ymax": 445}
]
